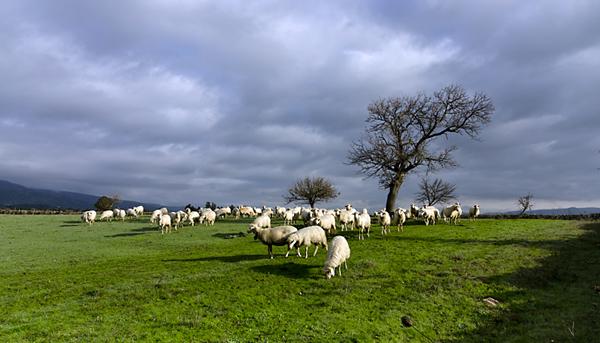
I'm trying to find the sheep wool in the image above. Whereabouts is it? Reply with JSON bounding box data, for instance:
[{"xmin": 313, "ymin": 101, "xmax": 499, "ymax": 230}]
[{"xmin": 323, "ymin": 236, "xmax": 351, "ymax": 279}]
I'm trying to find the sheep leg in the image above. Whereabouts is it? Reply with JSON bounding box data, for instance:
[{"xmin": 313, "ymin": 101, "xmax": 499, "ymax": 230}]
[
  {"xmin": 313, "ymin": 246, "xmax": 319, "ymax": 257},
  {"xmin": 305, "ymin": 247, "xmax": 309, "ymax": 259},
  {"xmin": 344, "ymin": 260, "xmax": 348, "ymax": 270},
  {"xmin": 338, "ymin": 265, "xmax": 342, "ymax": 277}
]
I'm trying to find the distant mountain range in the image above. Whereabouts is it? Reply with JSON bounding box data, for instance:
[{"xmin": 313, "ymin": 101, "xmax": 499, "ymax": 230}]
[{"xmin": 0, "ymin": 180, "xmax": 165, "ymax": 210}]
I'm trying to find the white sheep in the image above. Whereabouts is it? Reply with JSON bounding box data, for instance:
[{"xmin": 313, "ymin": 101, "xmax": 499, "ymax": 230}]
[
  {"xmin": 285, "ymin": 225, "xmax": 328, "ymax": 258},
  {"xmin": 275, "ymin": 206, "xmax": 287, "ymax": 218},
  {"xmin": 200, "ymin": 209, "xmax": 217, "ymax": 226},
  {"xmin": 80, "ymin": 210, "xmax": 97, "ymax": 225},
  {"xmin": 323, "ymin": 236, "xmax": 351, "ymax": 279},
  {"xmin": 185, "ymin": 208, "xmax": 200, "ymax": 226},
  {"xmin": 442, "ymin": 202, "xmax": 462, "ymax": 223},
  {"xmin": 248, "ymin": 225, "xmax": 299, "ymax": 259},
  {"xmin": 355, "ymin": 209, "xmax": 371, "ymax": 240},
  {"xmin": 338, "ymin": 209, "xmax": 355, "ymax": 231},
  {"xmin": 133, "ymin": 205, "xmax": 144, "ymax": 217},
  {"xmin": 159, "ymin": 214, "xmax": 172, "ymax": 234},
  {"xmin": 419, "ymin": 207, "xmax": 438, "ymax": 226},
  {"xmin": 99, "ymin": 210, "xmax": 114, "ymax": 222},
  {"xmin": 215, "ymin": 207, "xmax": 231, "ymax": 218},
  {"xmin": 314, "ymin": 213, "xmax": 337, "ymax": 235},
  {"xmin": 239, "ymin": 206, "xmax": 256, "ymax": 218},
  {"xmin": 469, "ymin": 204, "xmax": 480, "ymax": 221},
  {"xmin": 116, "ymin": 209, "xmax": 126, "ymax": 221},
  {"xmin": 126, "ymin": 208, "xmax": 138, "ymax": 218},
  {"xmin": 377, "ymin": 209, "xmax": 392, "ymax": 235},
  {"xmin": 283, "ymin": 209, "xmax": 295, "ymax": 225},
  {"xmin": 394, "ymin": 208, "xmax": 407, "ymax": 232},
  {"xmin": 249, "ymin": 214, "xmax": 271, "ymax": 230},
  {"xmin": 150, "ymin": 209, "xmax": 163, "ymax": 224}
]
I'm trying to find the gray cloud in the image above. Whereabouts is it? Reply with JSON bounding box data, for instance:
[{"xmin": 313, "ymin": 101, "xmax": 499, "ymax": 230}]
[{"xmin": 1, "ymin": 1, "xmax": 599, "ymax": 212}]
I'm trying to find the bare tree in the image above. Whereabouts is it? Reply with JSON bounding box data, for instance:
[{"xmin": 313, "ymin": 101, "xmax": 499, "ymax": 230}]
[
  {"xmin": 284, "ymin": 176, "xmax": 339, "ymax": 208},
  {"xmin": 517, "ymin": 193, "xmax": 534, "ymax": 216},
  {"xmin": 347, "ymin": 85, "xmax": 494, "ymax": 212},
  {"xmin": 415, "ymin": 176, "xmax": 457, "ymax": 206}
]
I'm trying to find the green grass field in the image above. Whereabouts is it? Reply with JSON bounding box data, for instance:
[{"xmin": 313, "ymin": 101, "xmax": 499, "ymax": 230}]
[{"xmin": 1, "ymin": 215, "xmax": 599, "ymax": 342}]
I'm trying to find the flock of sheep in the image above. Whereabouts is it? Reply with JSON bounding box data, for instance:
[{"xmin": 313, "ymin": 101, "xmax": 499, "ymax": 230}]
[{"xmin": 79, "ymin": 202, "xmax": 481, "ymax": 279}]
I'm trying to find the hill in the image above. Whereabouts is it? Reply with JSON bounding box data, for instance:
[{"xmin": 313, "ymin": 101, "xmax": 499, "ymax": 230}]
[{"xmin": 0, "ymin": 179, "xmax": 165, "ymax": 210}]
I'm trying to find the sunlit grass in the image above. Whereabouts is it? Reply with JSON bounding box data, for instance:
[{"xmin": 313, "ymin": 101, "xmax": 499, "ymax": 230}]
[{"xmin": 1, "ymin": 215, "xmax": 599, "ymax": 342}]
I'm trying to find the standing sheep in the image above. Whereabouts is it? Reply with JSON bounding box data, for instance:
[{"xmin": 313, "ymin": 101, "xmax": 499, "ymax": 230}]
[
  {"xmin": 394, "ymin": 208, "xmax": 407, "ymax": 232},
  {"xmin": 338, "ymin": 209, "xmax": 355, "ymax": 231},
  {"xmin": 314, "ymin": 213, "xmax": 337, "ymax": 235},
  {"xmin": 377, "ymin": 209, "xmax": 392, "ymax": 236},
  {"xmin": 323, "ymin": 236, "xmax": 351, "ymax": 279},
  {"xmin": 81, "ymin": 210, "xmax": 97, "ymax": 225},
  {"xmin": 355, "ymin": 209, "xmax": 371, "ymax": 240},
  {"xmin": 248, "ymin": 225, "xmax": 298, "ymax": 259},
  {"xmin": 285, "ymin": 226, "xmax": 328, "ymax": 258},
  {"xmin": 99, "ymin": 210, "xmax": 114, "ymax": 222},
  {"xmin": 159, "ymin": 214, "xmax": 172, "ymax": 234},
  {"xmin": 250, "ymin": 214, "xmax": 271, "ymax": 230},
  {"xmin": 200, "ymin": 209, "xmax": 217, "ymax": 226},
  {"xmin": 469, "ymin": 204, "xmax": 480, "ymax": 220}
]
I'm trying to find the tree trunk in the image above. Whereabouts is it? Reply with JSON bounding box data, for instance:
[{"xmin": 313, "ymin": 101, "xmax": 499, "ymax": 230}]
[{"xmin": 385, "ymin": 174, "xmax": 405, "ymax": 213}]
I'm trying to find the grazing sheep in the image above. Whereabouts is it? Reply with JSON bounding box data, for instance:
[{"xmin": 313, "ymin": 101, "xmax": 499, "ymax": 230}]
[
  {"xmin": 377, "ymin": 209, "xmax": 392, "ymax": 235},
  {"xmin": 99, "ymin": 210, "xmax": 114, "ymax": 222},
  {"xmin": 133, "ymin": 205, "xmax": 144, "ymax": 216},
  {"xmin": 248, "ymin": 225, "xmax": 299, "ymax": 259},
  {"xmin": 150, "ymin": 209, "xmax": 162, "ymax": 224},
  {"xmin": 81, "ymin": 210, "xmax": 97, "ymax": 225},
  {"xmin": 116, "ymin": 209, "xmax": 126, "ymax": 221},
  {"xmin": 200, "ymin": 209, "xmax": 217, "ymax": 226},
  {"xmin": 126, "ymin": 208, "xmax": 138, "ymax": 218},
  {"xmin": 355, "ymin": 209, "xmax": 371, "ymax": 240},
  {"xmin": 469, "ymin": 204, "xmax": 480, "ymax": 221},
  {"xmin": 394, "ymin": 208, "xmax": 407, "ymax": 232},
  {"xmin": 408, "ymin": 204, "xmax": 420, "ymax": 219},
  {"xmin": 323, "ymin": 236, "xmax": 351, "ymax": 279},
  {"xmin": 338, "ymin": 209, "xmax": 355, "ymax": 231},
  {"xmin": 285, "ymin": 225, "xmax": 328, "ymax": 258},
  {"xmin": 215, "ymin": 207, "xmax": 231, "ymax": 218},
  {"xmin": 419, "ymin": 207, "xmax": 438, "ymax": 226},
  {"xmin": 314, "ymin": 213, "xmax": 337, "ymax": 235},
  {"xmin": 239, "ymin": 206, "xmax": 256, "ymax": 218},
  {"xmin": 185, "ymin": 208, "xmax": 200, "ymax": 226},
  {"xmin": 249, "ymin": 214, "xmax": 271, "ymax": 230},
  {"xmin": 159, "ymin": 214, "xmax": 172, "ymax": 234}
]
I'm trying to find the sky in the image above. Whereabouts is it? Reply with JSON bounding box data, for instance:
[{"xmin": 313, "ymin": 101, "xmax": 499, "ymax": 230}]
[{"xmin": 1, "ymin": 0, "xmax": 599, "ymax": 212}]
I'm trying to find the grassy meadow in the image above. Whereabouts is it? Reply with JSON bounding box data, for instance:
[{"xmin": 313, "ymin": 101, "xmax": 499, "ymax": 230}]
[{"xmin": 1, "ymin": 214, "xmax": 599, "ymax": 342}]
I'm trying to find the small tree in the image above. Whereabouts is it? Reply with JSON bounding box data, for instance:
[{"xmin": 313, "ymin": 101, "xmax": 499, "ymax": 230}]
[
  {"xmin": 517, "ymin": 193, "xmax": 534, "ymax": 216},
  {"xmin": 284, "ymin": 176, "xmax": 339, "ymax": 208},
  {"xmin": 415, "ymin": 176, "xmax": 457, "ymax": 206},
  {"xmin": 94, "ymin": 195, "xmax": 117, "ymax": 211}
]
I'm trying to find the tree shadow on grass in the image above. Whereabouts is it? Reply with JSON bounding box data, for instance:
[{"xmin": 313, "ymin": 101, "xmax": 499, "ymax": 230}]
[
  {"xmin": 212, "ymin": 232, "xmax": 248, "ymax": 239},
  {"xmin": 104, "ymin": 226, "xmax": 159, "ymax": 238},
  {"xmin": 251, "ymin": 262, "xmax": 316, "ymax": 279},
  {"xmin": 163, "ymin": 254, "xmax": 267, "ymax": 263},
  {"xmin": 442, "ymin": 222, "xmax": 600, "ymax": 342}
]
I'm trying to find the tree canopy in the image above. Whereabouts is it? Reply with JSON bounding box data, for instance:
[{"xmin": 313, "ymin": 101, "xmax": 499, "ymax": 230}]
[
  {"xmin": 284, "ymin": 176, "xmax": 339, "ymax": 208},
  {"xmin": 348, "ymin": 84, "xmax": 494, "ymax": 212}
]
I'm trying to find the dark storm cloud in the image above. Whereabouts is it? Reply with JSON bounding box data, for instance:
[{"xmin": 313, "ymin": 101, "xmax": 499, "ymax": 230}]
[{"xmin": 1, "ymin": 1, "xmax": 599, "ymax": 211}]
